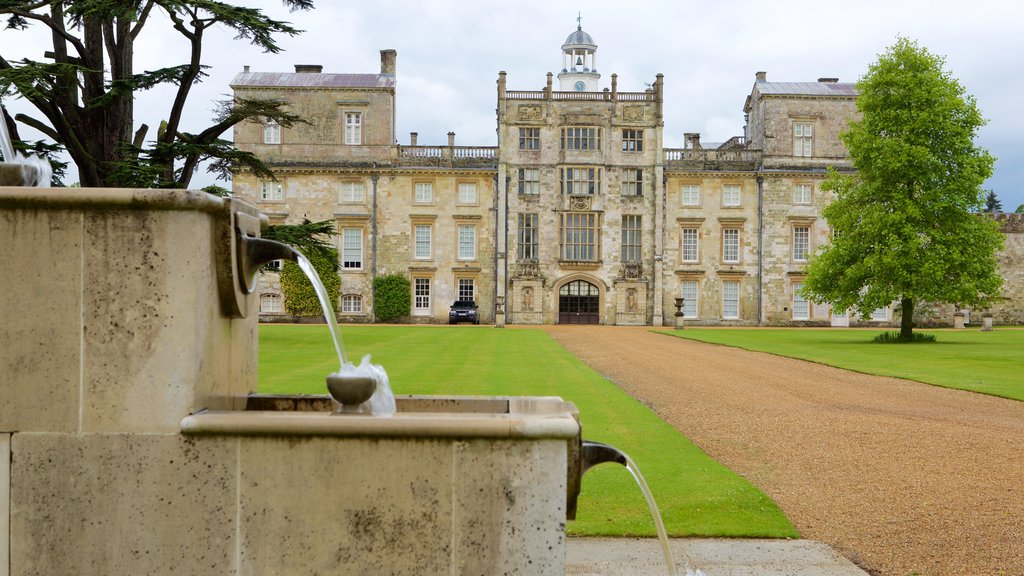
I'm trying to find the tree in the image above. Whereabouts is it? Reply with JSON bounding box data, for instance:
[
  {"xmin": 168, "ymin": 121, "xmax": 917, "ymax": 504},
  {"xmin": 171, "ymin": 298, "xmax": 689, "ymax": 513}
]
[
  {"xmin": 804, "ymin": 38, "xmax": 1003, "ymax": 339},
  {"xmin": 0, "ymin": 0, "xmax": 311, "ymax": 188},
  {"xmin": 1017, "ymin": 204, "xmax": 1024, "ymax": 214},
  {"xmin": 984, "ymin": 190, "xmax": 1002, "ymax": 213}
]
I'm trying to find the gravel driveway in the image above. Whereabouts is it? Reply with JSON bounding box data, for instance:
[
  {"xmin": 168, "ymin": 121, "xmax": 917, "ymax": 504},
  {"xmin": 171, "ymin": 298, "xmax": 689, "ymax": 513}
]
[{"xmin": 541, "ymin": 325, "xmax": 1024, "ymax": 576}]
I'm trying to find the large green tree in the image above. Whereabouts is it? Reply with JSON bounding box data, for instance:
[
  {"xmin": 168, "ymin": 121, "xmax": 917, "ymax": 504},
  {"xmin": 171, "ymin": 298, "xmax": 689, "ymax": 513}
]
[
  {"xmin": 804, "ymin": 38, "xmax": 1003, "ymax": 339},
  {"xmin": 0, "ymin": 0, "xmax": 310, "ymax": 188}
]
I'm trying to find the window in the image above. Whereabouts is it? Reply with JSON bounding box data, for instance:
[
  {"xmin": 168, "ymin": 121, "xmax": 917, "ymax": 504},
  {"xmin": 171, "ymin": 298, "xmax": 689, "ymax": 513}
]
[
  {"xmin": 518, "ymin": 168, "xmax": 539, "ymax": 195},
  {"xmin": 259, "ymin": 181, "xmax": 283, "ymax": 201},
  {"xmin": 340, "ymin": 181, "xmax": 365, "ymax": 203},
  {"xmin": 622, "ymin": 129, "xmax": 643, "ymax": 152},
  {"xmin": 681, "ymin": 184, "xmax": 701, "ymax": 206},
  {"xmin": 561, "ymin": 212, "xmax": 598, "ymax": 261},
  {"xmin": 560, "ymin": 127, "xmax": 601, "ymax": 150},
  {"xmin": 794, "ymin": 184, "xmax": 812, "ymax": 205},
  {"xmin": 519, "ymin": 127, "xmax": 540, "ymax": 150},
  {"xmin": 413, "ymin": 278, "xmax": 431, "ymax": 314},
  {"xmin": 680, "ymin": 281, "xmax": 698, "ymax": 319},
  {"xmin": 723, "ymin": 281, "xmax": 739, "ymax": 319},
  {"xmin": 341, "ymin": 294, "xmax": 362, "ymax": 313},
  {"xmin": 341, "ymin": 228, "xmax": 362, "ymax": 269},
  {"xmin": 414, "ymin": 182, "xmax": 433, "ymax": 203},
  {"xmin": 794, "ymin": 122, "xmax": 813, "ymax": 157},
  {"xmin": 723, "ymin": 184, "xmax": 741, "ymax": 207},
  {"xmin": 458, "ymin": 278, "xmax": 475, "ymax": 301},
  {"xmin": 517, "ymin": 213, "xmax": 538, "ymax": 260},
  {"xmin": 793, "ymin": 226, "xmax": 809, "ymax": 261},
  {"xmin": 871, "ymin": 307, "xmax": 888, "ymax": 321},
  {"xmin": 458, "ymin": 182, "xmax": 477, "ymax": 204},
  {"xmin": 621, "ymin": 215, "xmax": 642, "ymax": 262},
  {"xmin": 344, "ymin": 112, "xmax": 362, "ymax": 145},
  {"xmin": 560, "ymin": 167, "xmax": 601, "ymax": 195},
  {"xmin": 793, "ymin": 282, "xmax": 809, "ymax": 320},
  {"xmin": 263, "ymin": 119, "xmax": 280, "ymax": 145},
  {"xmin": 622, "ymin": 169, "xmax": 643, "ymax": 196},
  {"xmin": 722, "ymin": 228, "xmax": 740, "ymax": 263},
  {"xmin": 414, "ymin": 224, "xmax": 432, "ymax": 259},
  {"xmin": 681, "ymin": 228, "xmax": 699, "ymax": 262},
  {"xmin": 260, "ymin": 293, "xmax": 282, "ymax": 313},
  {"xmin": 458, "ymin": 225, "xmax": 476, "ymax": 260}
]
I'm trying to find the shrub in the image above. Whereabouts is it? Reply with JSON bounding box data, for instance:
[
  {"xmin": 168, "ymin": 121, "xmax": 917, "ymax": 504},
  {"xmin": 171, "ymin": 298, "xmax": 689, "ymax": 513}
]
[
  {"xmin": 373, "ymin": 274, "xmax": 411, "ymax": 322},
  {"xmin": 280, "ymin": 248, "xmax": 340, "ymax": 317},
  {"xmin": 872, "ymin": 331, "xmax": 937, "ymax": 344}
]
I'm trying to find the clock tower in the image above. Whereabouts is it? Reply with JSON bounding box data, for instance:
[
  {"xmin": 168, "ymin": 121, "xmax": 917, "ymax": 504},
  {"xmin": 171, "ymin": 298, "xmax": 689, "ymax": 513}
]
[{"xmin": 557, "ymin": 19, "xmax": 600, "ymax": 92}]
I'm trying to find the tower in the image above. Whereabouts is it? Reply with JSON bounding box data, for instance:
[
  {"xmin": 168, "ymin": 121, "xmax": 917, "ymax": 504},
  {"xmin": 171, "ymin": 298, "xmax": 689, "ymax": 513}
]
[{"xmin": 557, "ymin": 20, "xmax": 600, "ymax": 92}]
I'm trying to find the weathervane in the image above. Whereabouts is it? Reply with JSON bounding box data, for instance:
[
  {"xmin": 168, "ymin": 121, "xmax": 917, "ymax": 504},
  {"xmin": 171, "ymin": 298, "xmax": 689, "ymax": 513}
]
[{"xmin": 577, "ymin": 12, "xmax": 582, "ymax": 28}]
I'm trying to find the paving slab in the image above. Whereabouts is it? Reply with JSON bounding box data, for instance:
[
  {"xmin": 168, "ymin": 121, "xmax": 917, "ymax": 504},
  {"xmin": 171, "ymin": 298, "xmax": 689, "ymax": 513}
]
[{"xmin": 565, "ymin": 538, "xmax": 869, "ymax": 576}]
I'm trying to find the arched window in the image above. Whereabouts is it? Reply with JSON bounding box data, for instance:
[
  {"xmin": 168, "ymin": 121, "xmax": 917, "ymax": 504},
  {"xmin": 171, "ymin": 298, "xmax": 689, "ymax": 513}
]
[
  {"xmin": 341, "ymin": 294, "xmax": 362, "ymax": 314},
  {"xmin": 260, "ymin": 293, "xmax": 283, "ymax": 313}
]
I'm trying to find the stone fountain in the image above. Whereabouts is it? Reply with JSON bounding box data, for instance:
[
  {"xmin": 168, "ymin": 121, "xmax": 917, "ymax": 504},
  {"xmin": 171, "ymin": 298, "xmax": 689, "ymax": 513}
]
[{"xmin": 0, "ymin": 182, "xmax": 587, "ymax": 575}]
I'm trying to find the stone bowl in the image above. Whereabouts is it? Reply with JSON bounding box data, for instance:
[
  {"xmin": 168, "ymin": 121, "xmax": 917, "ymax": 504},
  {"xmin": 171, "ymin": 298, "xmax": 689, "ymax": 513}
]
[{"xmin": 325, "ymin": 374, "xmax": 377, "ymax": 411}]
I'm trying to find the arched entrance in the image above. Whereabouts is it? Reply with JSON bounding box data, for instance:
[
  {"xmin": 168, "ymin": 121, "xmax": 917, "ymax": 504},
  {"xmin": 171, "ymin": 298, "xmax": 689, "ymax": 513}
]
[{"xmin": 558, "ymin": 279, "xmax": 600, "ymax": 324}]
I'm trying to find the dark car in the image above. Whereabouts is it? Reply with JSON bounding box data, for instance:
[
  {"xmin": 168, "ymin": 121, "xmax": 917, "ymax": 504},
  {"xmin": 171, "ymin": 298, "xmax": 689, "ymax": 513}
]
[{"xmin": 448, "ymin": 300, "xmax": 480, "ymax": 324}]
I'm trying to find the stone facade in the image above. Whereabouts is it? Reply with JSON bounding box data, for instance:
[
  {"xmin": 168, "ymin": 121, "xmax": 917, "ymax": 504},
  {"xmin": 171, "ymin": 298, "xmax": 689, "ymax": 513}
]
[{"xmin": 232, "ymin": 32, "xmax": 1022, "ymax": 326}]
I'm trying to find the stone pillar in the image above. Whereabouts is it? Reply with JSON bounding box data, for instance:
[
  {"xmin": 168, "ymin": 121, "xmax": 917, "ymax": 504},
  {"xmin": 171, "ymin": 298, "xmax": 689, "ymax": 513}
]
[
  {"xmin": 495, "ymin": 296, "xmax": 506, "ymax": 328},
  {"xmin": 981, "ymin": 314, "xmax": 994, "ymax": 332},
  {"xmin": 673, "ymin": 297, "xmax": 685, "ymax": 330},
  {"xmin": 953, "ymin": 311, "xmax": 966, "ymax": 329}
]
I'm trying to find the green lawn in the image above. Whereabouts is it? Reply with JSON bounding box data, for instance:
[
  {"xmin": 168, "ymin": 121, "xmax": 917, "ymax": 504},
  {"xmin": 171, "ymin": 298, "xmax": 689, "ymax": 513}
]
[
  {"xmin": 259, "ymin": 324, "xmax": 797, "ymax": 538},
  {"xmin": 662, "ymin": 327, "xmax": 1024, "ymax": 401}
]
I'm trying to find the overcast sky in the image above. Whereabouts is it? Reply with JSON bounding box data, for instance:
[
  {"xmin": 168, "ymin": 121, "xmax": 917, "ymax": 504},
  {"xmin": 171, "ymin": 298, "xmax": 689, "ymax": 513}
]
[{"xmin": 2, "ymin": 0, "xmax": 1021, "ymax": 210}]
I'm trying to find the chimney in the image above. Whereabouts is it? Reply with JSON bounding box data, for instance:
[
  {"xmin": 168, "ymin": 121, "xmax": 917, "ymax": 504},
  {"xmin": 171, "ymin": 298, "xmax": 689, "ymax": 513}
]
[
  {"xmin": 243, "ymin": 65, "xmax": 250, "ymax": 73},
  {"xmin": 684, "ymin": 133, "xmax": 701, "ymax": 150},
  {"xmin": 380, "ymin": 49, "xmax": 397, "ymax": 75},
  {"xmin": 447, "ymin": 132, "xmax": 456, "ymax": 147},
  {"xmin": 817, "ymin": 77, "xmax": 839, "ymax": 83},
  {"xmin": 755, "ymin": 71, "xmax": 767, "ymax": 82},
  {"xmin": 410, "ymin": 132, "xmax": 418, "ymax": 146},
  {"xmin": 294, "ymin": 64, "xmax": 323, "ymax": 73}
]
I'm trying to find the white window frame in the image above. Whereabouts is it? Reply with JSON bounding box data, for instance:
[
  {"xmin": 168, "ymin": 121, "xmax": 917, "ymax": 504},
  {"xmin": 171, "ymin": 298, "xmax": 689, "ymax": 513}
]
[
  {"xmin": 414, "ymin": 224, "xmax": 432, "ymax": 260},
  {"xmin": 458, "ymin": 224, "xmax": 476, "ymax": 261},
  {"xmin": 344, "ymin": 111, "xmax": 362, "ymax": 145},
  {"xmin": 681, "ymin": 228, "xmax": 699, "ymax": 263},
  {"xmin": 561, "ymin": 212, "xmax": 599, "ymax": 261},
  {"xmin": 263, "ymin": 118, "xmax": 280, "ymax": 145},
  {"xmin": 793, "ymin": 226, "xmax": 810, "ymax": 262},
  {"xmin": 259, "ymin": 181, "xmax": 283, "ymax": 202},
  {"xmin": 792, "ymin": 282, "xmax": 809, "ymax": 320},
  {"xmin": 722, "ymin": 228, "xmax": 740, "ymax": 264},
  {"xmin": 260, "ymin": 293, "xmax": 283, "ymax": 313},
  {"xmin": 341, "ymin": 228, "xmax": 363, "ymax": 270},
  {"xmin": 458, "ymin": 182, "xmax": 478, "ymax": 204},
  {"xmin": 681, "ymin": 184, "xmax": 701, "ymax": 206},
  {"xmin": 723, "ymin": 184, "xmax": 741, "ymax": 207},
  {"xmin": 414, "ymin": 182, "xmax": 433, "ymax": 204},
  {"xmin": 339, "ymin": 181, "xmax": 365, "ymax": 203},
  {"xmin": 722, "ymin": 281, "xmax": 739, "ymax": 319},
  {"xmin": 560, "ymin": 127, "xmax": 601, "ymax": 150},
  {"xmin": 413, "ymin": 277, "xmax": 431, "ymax": 315},
  {"xmin": 458, "ymin": 278, "xmax": 475, "ymax": 301},
  {"xmin": 681, "ymin": 280, "xmax": 698, "ymax": 319},
  {"xmin": 341, "ymin": 294, "xmax": 362, "ymax": 313},
  {"xmin": 794, "ymin": 122, "xmax": 813, "ymax": 157},
  {"xmin": 518, "ymin": 168, "xmax": 540, "ymax": 195},
  {"xmin": 871, "ymin": 307, "xmax": 889, "ymax": 321},
  {"xmin": 560, "ymin": 166, "xmax": 601, "ymax": 195},
  {"xmin": 794, "ymin": 183, "xmax": 812, "ymax": 205}
]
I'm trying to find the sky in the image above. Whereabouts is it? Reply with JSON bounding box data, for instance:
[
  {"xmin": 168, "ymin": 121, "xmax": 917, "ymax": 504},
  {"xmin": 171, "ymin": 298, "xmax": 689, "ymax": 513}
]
[{"xmin": 2, "ymin": 0, "xmax": 1022, "ymax": 210}]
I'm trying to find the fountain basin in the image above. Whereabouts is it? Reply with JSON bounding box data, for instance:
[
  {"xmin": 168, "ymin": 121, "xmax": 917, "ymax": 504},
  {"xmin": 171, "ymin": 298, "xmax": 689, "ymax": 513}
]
[{"xmin": 0, "ymin": 163, "xmax": 46, "ymax": 186}]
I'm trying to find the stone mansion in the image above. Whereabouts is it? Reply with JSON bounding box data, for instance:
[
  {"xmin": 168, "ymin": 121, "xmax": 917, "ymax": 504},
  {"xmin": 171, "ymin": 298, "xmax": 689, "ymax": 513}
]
[{"xmin": 231, "ymin": 26, "xmax": 1023, "ymax": 326}]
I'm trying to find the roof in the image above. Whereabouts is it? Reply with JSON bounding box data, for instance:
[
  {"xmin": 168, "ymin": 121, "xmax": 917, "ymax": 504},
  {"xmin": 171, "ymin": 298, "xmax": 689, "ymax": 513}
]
[
  {"xmin": 230, "ymin": 72, "xmax": 396, "ymax": 89},
  {"xmin": 562, "ymin": 26, "xmax": 597, "ymax": 49},
  {"xmin": 756, "ymin": 81, "xmax": 858, "ymax": 97}
]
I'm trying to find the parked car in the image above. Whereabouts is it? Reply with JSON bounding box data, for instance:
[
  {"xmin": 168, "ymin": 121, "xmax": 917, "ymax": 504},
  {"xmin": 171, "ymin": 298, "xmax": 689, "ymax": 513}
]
[{"xmin": 449, "ymin": 300, "xmax": 480, "ymax": 324}]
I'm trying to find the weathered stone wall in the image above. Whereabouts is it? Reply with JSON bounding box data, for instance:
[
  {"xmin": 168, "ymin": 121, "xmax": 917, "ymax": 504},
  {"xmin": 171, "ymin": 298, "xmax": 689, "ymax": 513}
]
[{"xmin": 992, "ymin": 214, "xmax": 1024, "ymax": 324}]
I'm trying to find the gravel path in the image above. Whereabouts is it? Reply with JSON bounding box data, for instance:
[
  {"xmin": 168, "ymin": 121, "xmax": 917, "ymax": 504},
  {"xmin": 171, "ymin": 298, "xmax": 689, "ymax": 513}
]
[{"xmin": 541, "ymin": 325, "xmax": 1024, "ymax": 576}]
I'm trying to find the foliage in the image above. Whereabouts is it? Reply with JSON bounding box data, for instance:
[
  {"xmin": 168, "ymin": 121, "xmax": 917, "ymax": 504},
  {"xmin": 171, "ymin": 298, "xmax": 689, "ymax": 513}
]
[
  {"xmin": 871, "ymin": 331, "xmax": 936, "ymax": 344},
  {"xmin": 983, "ymin": 190, "xmax": 1002, "ymax": 213},
  {"xmin": 262, "ymin": 219, "xmax": 338, "ymax": 269},
  {"xmin": 1016, "ymin": 204, "xmax": 1024, "ymax": 214},
  {"xmin": 0, "ymin": 0, "xmax": 312, "ymax": 188},
  {"xmin": 372, "ymin": 274, "xmax": 411, "ymax": 322},
  {"xmin": 259, "ymin": 325, "xmax": 798, "ymax": 538},
  {"xmin": 665, "ymin": 328, "xmax": 1024, "ymax": 401},
  {"xmin": 803, "ymin": 38, "xmax": 1004, "ymax": 338},
  {"xmin": 279, "ymin": 247, "xmax": 339, "ymax": 317}
]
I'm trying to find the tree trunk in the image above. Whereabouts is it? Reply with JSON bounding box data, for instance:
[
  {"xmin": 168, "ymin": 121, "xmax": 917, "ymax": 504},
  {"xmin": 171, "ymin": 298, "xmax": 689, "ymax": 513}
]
[{"xmin": 900, "ymin": 298, "xmax": 914, "ymax": 339}]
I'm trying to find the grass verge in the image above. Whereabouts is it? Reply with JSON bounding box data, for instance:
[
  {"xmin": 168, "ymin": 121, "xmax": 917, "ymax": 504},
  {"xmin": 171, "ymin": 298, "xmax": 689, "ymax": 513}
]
[
  {"xmin": 661, "ymin": 327, "xmax": 1024, "ymax": 401},
  {"xmin": 260, "ymin": 324, "xmax": 797, "ymax": 538}
]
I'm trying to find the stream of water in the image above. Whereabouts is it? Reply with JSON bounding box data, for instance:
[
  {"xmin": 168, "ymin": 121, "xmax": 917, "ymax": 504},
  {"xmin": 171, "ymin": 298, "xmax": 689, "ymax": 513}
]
[{"xmin": 296, "ymin": 253, "xmax": 348, "ymax": 369}]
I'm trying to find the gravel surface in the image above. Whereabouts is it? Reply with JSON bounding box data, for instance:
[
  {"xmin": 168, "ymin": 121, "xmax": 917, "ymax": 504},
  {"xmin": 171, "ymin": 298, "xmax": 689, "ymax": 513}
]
[{"xmin": 542, "ymin": 325, "xmax": 1024, "ymax": 576}]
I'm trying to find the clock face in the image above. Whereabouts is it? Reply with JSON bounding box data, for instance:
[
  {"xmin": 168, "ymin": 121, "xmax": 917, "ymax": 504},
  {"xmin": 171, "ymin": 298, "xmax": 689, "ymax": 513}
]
[{"xmin": 574, "ymin": 80, "xmax": 586, "ymax": 92}]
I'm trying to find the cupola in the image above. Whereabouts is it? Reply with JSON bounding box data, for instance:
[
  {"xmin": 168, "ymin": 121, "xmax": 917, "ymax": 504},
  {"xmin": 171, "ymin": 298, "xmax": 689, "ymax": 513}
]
[{"xmin": 557, "ymin": 17, "xmax": 600, "ymax": 92}]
